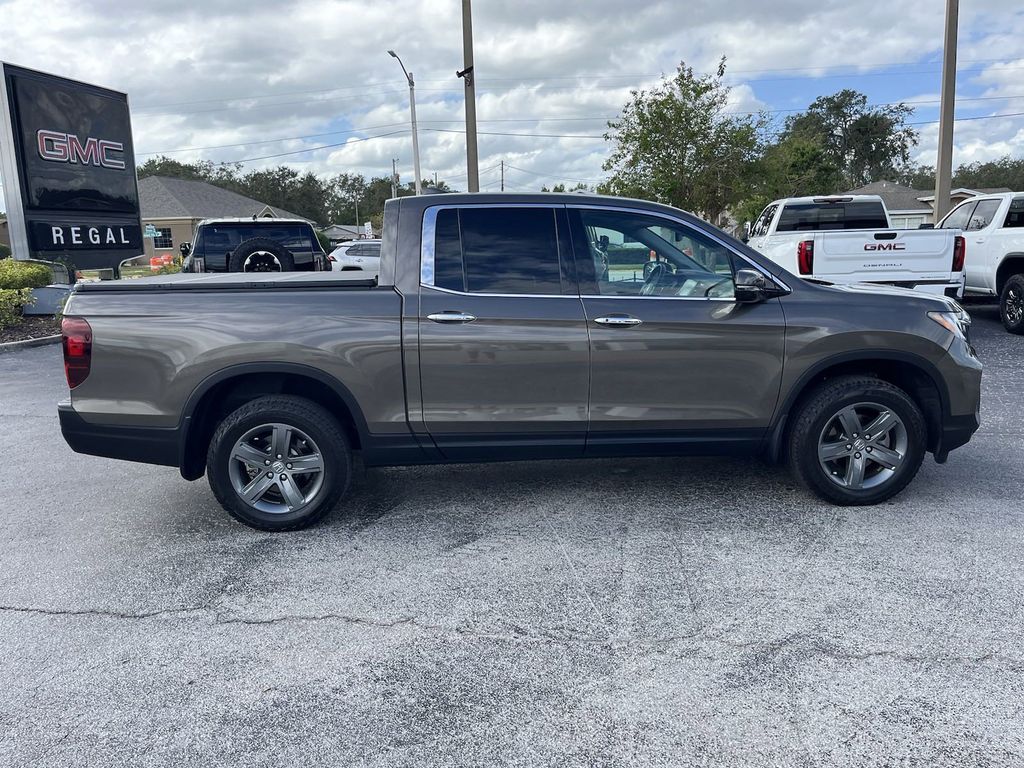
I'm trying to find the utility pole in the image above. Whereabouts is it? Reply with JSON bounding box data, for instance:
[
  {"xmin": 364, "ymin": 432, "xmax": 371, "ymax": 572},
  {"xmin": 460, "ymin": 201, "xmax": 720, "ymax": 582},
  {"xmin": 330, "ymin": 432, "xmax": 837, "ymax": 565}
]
[
  {"xmin": 934, "ymin": 0, "xmax": 959, "ymax": 221},
  {"xmin": 354, "ymin": 199, "xmax": 359, "ymax": 230},
  {"xmin": 458, "ymin": 0, "xmax": 480, "ymax": 192},
  {"xmin": 434, "ymin": 171, "xmax": 438, "ymax": 187},
  {"xmin": 388, "ymin": 50, "xmax": 422, "ymax": 195},
  {"xmin": 391, "ymin": 158, "xmax": 398, "ymax": 199},
  {"xmin": 500, "ymin": 160, "xmax": 504, "ymax": 191}
]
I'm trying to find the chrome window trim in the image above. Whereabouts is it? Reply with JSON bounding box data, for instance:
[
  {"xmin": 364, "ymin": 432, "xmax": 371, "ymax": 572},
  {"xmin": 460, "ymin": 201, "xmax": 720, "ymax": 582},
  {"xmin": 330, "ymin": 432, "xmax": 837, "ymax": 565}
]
[
  {"xmin": 419, "ymin": 201, "xmax": 791, "ymax": 298},
  {"xmin": 420, "ymin": 203, "xmax": 566, "ymax": 296},
  {"xmin": 422, "ymin": 284, "xmax": 578, "ymax": 299},
  {"xmin": 567, "ymin": 203, "xmax": 792, "ymax": 294}
]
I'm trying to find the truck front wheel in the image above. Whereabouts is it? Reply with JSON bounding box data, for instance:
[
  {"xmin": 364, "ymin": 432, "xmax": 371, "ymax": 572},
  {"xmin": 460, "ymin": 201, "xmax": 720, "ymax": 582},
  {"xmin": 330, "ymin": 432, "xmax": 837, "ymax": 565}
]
[
  {"xmin": 206, "ymin": 395, "xmax": 352, "ymax": 531},
  {"xmin": 999, "ymin": 274, "xmax": 1024, "ymax": 334},
  {"xmin": 787, "ymin": 376, "xmax": 927, "ymax": 506}
]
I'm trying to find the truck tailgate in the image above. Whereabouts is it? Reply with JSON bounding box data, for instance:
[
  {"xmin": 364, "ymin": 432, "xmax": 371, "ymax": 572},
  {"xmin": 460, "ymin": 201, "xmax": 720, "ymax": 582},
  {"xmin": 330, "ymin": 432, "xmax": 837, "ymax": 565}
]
[{"xmin": 812, "ymin": 230, "xmax": 958, "ymax": 283}]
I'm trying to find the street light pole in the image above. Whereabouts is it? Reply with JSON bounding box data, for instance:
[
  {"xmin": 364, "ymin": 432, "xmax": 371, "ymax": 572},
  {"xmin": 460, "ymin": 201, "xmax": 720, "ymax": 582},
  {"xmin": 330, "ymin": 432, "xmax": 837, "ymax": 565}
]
[
  {"xmin": 934, "ymin": 0, "xmax": 959, "ymax": 221},
  {"xmin": 388, "ymin": 50, "xmax": 422, "ymax": 195},
  {"xmin": 458, "ymin": 0, "xmax": 480, "ymax": 192}
]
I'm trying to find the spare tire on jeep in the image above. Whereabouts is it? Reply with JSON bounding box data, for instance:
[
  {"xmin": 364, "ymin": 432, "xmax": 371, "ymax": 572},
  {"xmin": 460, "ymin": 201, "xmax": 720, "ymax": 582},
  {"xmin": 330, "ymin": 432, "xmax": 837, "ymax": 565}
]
[{"xmin": 228, "ymin": 238, "xmax": 295, "ymax": 272}]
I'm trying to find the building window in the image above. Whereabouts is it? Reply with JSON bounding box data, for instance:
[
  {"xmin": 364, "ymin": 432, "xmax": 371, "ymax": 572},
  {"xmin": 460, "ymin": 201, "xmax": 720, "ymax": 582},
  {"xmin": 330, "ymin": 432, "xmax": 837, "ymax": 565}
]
[{"xmin": 154, "ymin": 227, "xmax": 173, "ymax": 249}]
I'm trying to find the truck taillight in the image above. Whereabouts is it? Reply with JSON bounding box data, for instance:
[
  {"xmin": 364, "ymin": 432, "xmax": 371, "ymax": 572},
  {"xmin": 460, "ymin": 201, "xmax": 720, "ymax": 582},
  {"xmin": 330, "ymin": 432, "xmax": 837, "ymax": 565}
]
[
  {"xmin": 952, "ymin": 235, "xmax": 965, "ymax": 272},
  {"xmin": 62, "ymin": 317, "xmax": 92, "ymax": 389},
  {"xmin": 797, "ymin": 240, "xmax": 814, "ymax": 275}
]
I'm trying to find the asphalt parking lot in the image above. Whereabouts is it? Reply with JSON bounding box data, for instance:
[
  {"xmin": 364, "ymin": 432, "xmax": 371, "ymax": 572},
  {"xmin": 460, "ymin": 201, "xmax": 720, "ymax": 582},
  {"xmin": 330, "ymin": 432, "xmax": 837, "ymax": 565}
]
[{"xmin": 1, "ymin": 302, "xmax": 1022, "ymax": 767}]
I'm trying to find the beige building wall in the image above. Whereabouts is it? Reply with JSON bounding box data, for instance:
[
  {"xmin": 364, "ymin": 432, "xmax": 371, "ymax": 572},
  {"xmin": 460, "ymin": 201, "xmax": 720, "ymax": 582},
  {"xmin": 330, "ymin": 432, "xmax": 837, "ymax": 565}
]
[
  {"xmin": 0, "ymin": 219, "xmax": 9, "ymax": 248},
  {"xmin": 140, "ymin": 218, "xmax": 198, "ymax": 261}
]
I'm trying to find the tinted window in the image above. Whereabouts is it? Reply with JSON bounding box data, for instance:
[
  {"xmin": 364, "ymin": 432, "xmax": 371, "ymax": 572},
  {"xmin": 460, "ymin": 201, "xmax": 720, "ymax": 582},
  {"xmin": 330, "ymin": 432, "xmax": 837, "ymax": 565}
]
[
  {"xmin": 939, "ymin": 201, "xmax": 977, "ymax": 230},
  {"xmin": 1004, "ymin": 197, "xmax": 1024, "ymax": 229},
  {"xmin": 776, "ymin": 201, "xmax": 888, "ymax": 232},
  {"xmin": 967, "ymin": 199, "xmax": 1001, "ymax": 231},
  {"xmin": 431, "ymin": 207, "xmax": 562, "ymax": 294},
  {"xmin": 196, "ymin": 223, "xmax": 314, "ymax": 257}
]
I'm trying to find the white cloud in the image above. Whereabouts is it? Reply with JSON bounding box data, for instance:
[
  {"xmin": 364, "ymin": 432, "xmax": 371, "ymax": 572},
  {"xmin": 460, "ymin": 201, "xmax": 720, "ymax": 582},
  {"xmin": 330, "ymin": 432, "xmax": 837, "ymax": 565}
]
[{"xmin": 0, "ymin": 0, "xmax": 1022, "ymax": 210}]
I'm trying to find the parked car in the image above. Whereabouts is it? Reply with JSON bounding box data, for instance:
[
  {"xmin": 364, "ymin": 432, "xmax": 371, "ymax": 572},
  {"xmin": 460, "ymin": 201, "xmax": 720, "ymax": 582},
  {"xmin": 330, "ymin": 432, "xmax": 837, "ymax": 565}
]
[
  {"xmin": 328, "ymin": 239, "xmax": 382, "ymax": 273},
  {"xmin": 746, "ymin": 195, "xmax": 964, "ymax": 297},
  {"xmin": 59, "ymin": 193, "xmax": 981, "ymax": 531},
  {"xmin": 935, "ymin": 192, "xmax": 1024, "ymax": 333},
  {"xmin": 180, "ymin": 218, "xmax": 327, "ymax": 273}
]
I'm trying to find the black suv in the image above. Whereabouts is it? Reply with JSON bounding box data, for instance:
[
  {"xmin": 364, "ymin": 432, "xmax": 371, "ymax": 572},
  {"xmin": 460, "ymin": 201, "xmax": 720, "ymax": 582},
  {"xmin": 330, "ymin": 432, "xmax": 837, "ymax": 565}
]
[{"xmin": 181, "ymin": 218, "xmax": 327, "ymax": 273}]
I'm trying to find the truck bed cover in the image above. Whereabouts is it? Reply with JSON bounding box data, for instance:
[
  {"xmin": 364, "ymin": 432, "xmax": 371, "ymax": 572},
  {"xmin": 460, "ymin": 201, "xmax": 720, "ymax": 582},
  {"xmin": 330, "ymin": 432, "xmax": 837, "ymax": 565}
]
[{"xmin": 75, "ymin": 271, "xmax": 377, "ymax": 292}]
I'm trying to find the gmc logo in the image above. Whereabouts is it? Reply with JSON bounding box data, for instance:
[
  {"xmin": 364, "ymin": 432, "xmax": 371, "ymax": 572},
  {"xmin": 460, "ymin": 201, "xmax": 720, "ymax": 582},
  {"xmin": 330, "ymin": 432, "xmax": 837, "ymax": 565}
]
[
  {"xmin": 36, "ymin": 129, "xmax": 126, "ymax": 170},
  {"xmin": 864, "ymin": 243, "xmax": 906, "ymax": 251}
]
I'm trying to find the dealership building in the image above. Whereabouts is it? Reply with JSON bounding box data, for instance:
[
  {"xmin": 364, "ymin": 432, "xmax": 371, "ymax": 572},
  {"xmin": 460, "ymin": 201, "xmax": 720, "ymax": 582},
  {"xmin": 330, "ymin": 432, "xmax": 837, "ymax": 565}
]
[{"xmin": 138, "ymin": 176, "xmax": 310, "ymax": 260}]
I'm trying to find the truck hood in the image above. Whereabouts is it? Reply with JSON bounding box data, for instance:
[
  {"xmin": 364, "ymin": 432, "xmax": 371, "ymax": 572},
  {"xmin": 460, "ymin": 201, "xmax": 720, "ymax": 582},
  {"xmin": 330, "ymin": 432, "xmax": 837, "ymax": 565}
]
[{"xmin": 822, "ymin": 281, "xmax": 963, "ymax": 312}]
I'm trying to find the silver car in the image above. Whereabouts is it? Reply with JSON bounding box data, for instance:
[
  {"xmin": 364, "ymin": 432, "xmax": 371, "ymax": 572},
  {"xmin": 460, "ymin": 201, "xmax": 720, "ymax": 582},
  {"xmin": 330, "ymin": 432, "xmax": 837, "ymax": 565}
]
[{"xmin": 329, "ymin": 239, "xmax": 381, "ymax": 273}]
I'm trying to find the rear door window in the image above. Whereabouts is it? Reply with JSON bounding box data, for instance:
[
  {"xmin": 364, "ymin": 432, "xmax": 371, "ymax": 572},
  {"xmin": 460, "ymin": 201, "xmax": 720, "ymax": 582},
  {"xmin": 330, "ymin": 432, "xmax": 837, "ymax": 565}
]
[
  {"xmin": 429, "ymin": 207, "xmax": 563, "ymax": 295},
  {"xmin": 775, "ymin": 201, "xmax": 888, "ymax": 232},
  {"xmin": 966, "ymin": 199, "xmax": 1001, "ymax": 231}
]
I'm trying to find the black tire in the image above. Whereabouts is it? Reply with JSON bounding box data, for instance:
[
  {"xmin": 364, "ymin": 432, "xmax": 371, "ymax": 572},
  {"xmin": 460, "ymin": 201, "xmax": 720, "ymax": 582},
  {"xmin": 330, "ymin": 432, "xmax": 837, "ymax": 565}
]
[
  {"xmin": 206, "ymin": 395, "xmax": 351, "ymax": 531},
  {"xmin": 999, "ymin": 273, "xmax": 1024, "ymax": 334},
  {"xmin": 227, "ymin": 237, "xmax": 295, "ymax": 273},
  {"xmin": 787, "ymin": 375, "xmax": 927, "ymax": 506}
]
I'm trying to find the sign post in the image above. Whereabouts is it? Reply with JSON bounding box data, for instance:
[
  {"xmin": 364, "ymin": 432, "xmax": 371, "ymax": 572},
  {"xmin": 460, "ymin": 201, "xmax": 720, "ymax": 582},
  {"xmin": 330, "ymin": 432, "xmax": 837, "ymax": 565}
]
[{"xmin": 0, "ymin": 63, "xmax": 142, "ymax": 276}]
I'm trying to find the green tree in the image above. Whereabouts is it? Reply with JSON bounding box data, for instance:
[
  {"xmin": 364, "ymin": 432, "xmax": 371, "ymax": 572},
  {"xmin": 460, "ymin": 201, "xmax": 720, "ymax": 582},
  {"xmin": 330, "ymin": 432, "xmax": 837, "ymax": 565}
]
[
  {"xmin": 782, "ymin": 89, "xmax": 918, "ymax": 188},
  {"xmin": 734, "ymin": 133, "xmax": 846, "ymax": 224},
  {"xmin": 601, "ymin": 59, "xmax": 765, "ymax": 225},
  {"xmin": 953, "ymin": 156, "xmax": 1024, "ymax": 191}
]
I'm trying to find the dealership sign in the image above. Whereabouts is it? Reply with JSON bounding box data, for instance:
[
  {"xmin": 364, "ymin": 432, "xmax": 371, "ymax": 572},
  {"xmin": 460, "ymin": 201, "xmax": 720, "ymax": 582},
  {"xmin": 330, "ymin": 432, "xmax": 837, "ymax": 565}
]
[{"xmin": 0, "ymin": 63, "xmax": 142, "ymax": 270}]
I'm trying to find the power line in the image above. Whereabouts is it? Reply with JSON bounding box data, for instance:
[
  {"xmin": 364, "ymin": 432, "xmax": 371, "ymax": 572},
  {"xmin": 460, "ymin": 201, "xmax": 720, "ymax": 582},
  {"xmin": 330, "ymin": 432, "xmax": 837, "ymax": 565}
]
[{"xmin": 210, "ymin": 129, "xmax": 409, "ymax": 165}]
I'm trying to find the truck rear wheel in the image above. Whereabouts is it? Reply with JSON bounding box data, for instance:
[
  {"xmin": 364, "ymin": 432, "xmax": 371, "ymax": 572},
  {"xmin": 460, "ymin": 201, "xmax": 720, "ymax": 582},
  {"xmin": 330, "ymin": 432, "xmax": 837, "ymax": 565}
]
[
  {"xmin": 206, "ymin": 395, "xmax": 351, "ymax": 531},
  {"xmin": 787, "ymin": 376, "xmax": 926, "ymax": 506},
  {"xmin": 999, "ymin": 274, "xmax": 1024, "ymax": 334}
]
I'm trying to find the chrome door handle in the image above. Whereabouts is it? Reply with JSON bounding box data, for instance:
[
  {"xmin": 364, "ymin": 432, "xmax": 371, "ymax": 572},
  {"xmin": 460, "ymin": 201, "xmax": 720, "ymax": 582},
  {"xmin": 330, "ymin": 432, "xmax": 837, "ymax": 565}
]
[
  {"xmin": 427, "ymin": 311, "xmax": 477, "ymax": 324},
  {"xmin": 594, "ymin": 315, "xmax": 642, "ymax": 327}
]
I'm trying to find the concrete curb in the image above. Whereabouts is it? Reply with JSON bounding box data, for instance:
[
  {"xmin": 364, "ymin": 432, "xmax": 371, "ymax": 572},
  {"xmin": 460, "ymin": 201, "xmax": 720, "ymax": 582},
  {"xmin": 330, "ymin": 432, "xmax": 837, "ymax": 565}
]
[{"xmin": 0, "ymin": 335, "xmax": 61, "ymax": 354}]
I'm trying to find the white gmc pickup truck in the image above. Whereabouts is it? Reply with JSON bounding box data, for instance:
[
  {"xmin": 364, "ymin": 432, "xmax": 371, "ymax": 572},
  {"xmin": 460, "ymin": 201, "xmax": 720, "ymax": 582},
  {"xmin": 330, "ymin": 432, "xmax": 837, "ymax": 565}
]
[
  {"xmin": 934, "ymin": 191, "xmax": 1024, "ymax": 333},
  {"xmin": 746, "ymin": 195, "xmax": 964, "ymax": 299}
]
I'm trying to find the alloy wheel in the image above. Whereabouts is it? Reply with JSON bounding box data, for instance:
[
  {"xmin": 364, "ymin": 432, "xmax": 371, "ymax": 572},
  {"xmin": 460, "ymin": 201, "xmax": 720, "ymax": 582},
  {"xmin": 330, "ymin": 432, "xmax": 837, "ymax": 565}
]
[
  {"xmin": 228, "ymin": 423, "xmax": 325, "ymax": 514},
  {"xmin": 817, "ymin": 402, "xmax": 909, "ymax": 490},
  {"xmin": 1005, "ymin": 285, "xmax": 1024, "ymax": 325},
  {"xmin": 243, "ymin": 251, "xmax": 282, "ymax": 272}
]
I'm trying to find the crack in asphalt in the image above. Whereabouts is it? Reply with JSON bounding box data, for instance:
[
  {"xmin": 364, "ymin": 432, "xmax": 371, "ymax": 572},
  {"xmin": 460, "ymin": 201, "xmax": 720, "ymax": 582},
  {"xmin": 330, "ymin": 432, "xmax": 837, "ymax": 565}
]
[{"xmin": 1, "ymin": 604, "xmax": 1020, "ymax": 668}]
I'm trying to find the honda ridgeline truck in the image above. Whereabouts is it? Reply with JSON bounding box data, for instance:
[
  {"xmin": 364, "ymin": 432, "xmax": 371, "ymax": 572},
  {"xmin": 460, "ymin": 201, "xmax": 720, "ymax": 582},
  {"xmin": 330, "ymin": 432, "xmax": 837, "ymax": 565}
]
[{"xmin": 59, "ymin": 193, "xmax": 982, "ymax": 530}]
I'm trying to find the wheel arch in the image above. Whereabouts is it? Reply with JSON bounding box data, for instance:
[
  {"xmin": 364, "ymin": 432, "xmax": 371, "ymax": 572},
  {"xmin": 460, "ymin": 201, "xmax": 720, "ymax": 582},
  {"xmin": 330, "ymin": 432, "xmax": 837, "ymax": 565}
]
[
  {"xmin": 767, "ymin": 351, "xmax": 949, "ymax": 462},
  {"xmin": 178, "ymin": 362, "xmax": 368, "ymax": 480},
  {"xmin": 996, "ymin": 253, "xmax": 1024, "ymax": 295}
]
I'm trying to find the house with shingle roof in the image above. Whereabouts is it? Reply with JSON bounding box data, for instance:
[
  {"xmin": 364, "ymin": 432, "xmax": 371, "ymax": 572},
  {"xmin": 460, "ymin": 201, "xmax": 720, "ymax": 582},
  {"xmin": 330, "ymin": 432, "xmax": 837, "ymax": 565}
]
[
  {"xmin": 845, "ymin": 180, "xmax": 1014, "ymax": 228},
  {"xmin": 137, "ymin": 176, "xmax": 311, "ymax": 261}
]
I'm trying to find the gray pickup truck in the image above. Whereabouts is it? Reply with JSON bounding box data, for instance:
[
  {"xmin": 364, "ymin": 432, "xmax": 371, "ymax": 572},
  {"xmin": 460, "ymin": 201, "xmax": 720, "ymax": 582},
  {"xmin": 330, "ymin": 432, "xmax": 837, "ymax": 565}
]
[{"xmin": 59, "ymin": 193, "xmax": 982, "ymax": 530}]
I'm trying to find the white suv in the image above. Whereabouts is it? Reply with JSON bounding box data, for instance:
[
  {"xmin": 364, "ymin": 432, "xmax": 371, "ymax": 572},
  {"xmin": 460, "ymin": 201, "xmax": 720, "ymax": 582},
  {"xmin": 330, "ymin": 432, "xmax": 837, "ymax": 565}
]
[{"xmin": 328, "ymin": 239, "xmax": 382, "ymax": 273}]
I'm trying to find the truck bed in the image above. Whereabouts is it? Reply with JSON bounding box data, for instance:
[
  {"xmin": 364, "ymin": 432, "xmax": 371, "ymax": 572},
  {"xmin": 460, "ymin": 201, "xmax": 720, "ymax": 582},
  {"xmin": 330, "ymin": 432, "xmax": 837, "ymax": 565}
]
[{"xmin": 76, "ymin": 271, "xmax": 377, "ymax": 292}]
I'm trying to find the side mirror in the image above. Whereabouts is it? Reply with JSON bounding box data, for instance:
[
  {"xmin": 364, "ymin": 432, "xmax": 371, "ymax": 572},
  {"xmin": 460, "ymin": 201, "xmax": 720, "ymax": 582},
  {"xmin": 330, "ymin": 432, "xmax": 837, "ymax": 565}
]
[
  {"xmin": 734, "ymin": 268, "xmax": 781, "ymax": 303},
  {"xmin": 179, "ymin": 242, "xmax": 192, "ymax": 256},
  {"xmin": 742, "ymin": 220, "xmax": 752, "ymax": 243},
  {"xmin": 918, "ymin": 223, "xmax": 935, "ymax": 229}
]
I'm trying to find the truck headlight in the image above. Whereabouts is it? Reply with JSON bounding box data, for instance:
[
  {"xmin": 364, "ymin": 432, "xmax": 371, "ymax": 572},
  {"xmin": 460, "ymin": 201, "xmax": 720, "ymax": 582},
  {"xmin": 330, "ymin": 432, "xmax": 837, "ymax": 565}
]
[{"xmin": 928, "ymin": 309, "xmax": 971, "ymax": 341}]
